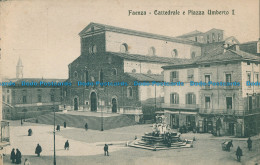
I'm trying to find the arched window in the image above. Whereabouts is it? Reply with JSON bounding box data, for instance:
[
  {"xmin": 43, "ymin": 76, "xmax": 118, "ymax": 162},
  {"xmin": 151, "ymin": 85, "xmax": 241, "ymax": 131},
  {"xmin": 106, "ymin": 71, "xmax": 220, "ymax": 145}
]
[
  {"xmin": 148, "ymin": 47, "xmax": 156, "ymax": 56},
  {"xmin": 171, "ymin": 49, "xmax": 178, "ymax": 57},
  {"xmin": 191, "ymin": 52, "xmax": 196, "ymax": 59},
  {"xmin": 147, "ymin": 70, "xmax": 152, "ymax": 74},
  {"xmin": 120, "ymin": 43, "xmax": 128, "ymax": 53},
  {"xmin": 74, "ymin": 71, "xmax": 78, "ymax": 78},
  {"xmin": 132, "ymin": 69, "xmax": 136, "ymax": 73},
  {"xmin": 99, "ymin": 69, "xmax": 104, "ymax": 82},
  {"xmin": 89, "ymin": 45, "xmax": 97, "ymax": 54},
  {"xmin": 112, "ymin": 68, "xmax": 117, "ymax": 76},
  {"xmin": 127, "ymin": 87, "xmax": 133, "ymax": 98},
  {"xmin": 212, "ymin": 33, "xmax": 215, "ymax": 42}
]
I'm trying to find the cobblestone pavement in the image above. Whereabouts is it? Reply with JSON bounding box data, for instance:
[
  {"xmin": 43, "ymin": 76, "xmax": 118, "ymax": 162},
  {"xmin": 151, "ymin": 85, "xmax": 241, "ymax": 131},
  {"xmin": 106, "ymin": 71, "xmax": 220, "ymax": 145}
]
[{"xmin": 3, "ymin": 121, "xmax": 260, "ymax": 165}]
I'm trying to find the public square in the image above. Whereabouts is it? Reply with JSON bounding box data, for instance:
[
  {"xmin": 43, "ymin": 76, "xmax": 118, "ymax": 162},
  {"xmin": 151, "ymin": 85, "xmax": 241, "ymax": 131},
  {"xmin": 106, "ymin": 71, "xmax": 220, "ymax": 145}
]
[{"xmin": 2, "ymin": 121, "xmax": 260, "ymax": 165}]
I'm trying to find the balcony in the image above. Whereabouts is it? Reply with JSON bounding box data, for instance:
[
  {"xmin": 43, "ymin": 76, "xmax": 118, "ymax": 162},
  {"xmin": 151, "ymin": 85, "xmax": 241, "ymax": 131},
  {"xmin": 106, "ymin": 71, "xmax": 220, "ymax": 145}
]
[
  {"xmin": 199, "ymin": 108, "xmax": 260, "ymax": 116},
  {"xmin": 161, "ymin": 103, "xmax": 199, "ymax": 109},
  {"xmin": 0, "ymin": 121, "xmax": 10, "ymax": 148}
]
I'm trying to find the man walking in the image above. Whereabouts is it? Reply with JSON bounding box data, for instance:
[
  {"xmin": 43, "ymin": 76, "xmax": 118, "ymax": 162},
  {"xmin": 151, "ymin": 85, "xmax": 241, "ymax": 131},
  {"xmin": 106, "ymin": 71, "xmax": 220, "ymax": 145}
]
[
  {"xmin": 15, "ymin": 149, "xmax": 22, "ymax": 164},
  {"xmin": 10, "ymin": 148, "xmax": 16, "ymax": 163},
  {"xmin": 104, "ymin": 144, "xmax": 109, "ymax": 156},
  {"xmin": 247, "ymin": 137, "xmax": 252, "ymax": 151},
  {"xmin": 64, "ymin": 140, "xmax": 69, "ymax": 150},
  {"xmin": 236, "ymin": 146, "xmax": 243, "ymax": 162},
  {"xmin": 35, "ymin": 144, "xmax": 42, "ymax": 157}
]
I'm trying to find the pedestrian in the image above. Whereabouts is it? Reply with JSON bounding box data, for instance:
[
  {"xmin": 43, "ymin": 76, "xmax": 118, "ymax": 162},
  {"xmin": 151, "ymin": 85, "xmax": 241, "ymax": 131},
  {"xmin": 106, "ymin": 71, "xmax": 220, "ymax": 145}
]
[
  {"xmin": 15, "ymin": 149, "xmax": 22, "ymax": 164},
  {"xmin": 10, "ymin": 148, "xmax": 16, "ymax": 163},
  {"xmin": 56, "ymin": 125, "xmax": 60, "ymax": 131},
  {"xmin": 247, "ymin": 137, "xmax": 252, "ymax": 151},
  {"xmin": 226, "ymin": 140, "xmax": 233, "ymax": 151},
  {"xmin": 104, "ymin": 144, "xmax": 109, "ymax": 156},
  {"xmin": 35, "ymin": 144, "xmax": 42, "ymax": 157},
  {"xmin": 236, "ymin": 146, "xmax": 243, "ymax": 162},
  {"xmin": 21, "ymin": 118, "xmax": 23, "ymax": 126},
  {"xmin": 64, "ymin": 140, "xmax": 69, "ymax": 150},
  {"xmin": 85, "ymin": 123, "xmax": 88, "ymax": 130},
  {"xmin": 64, "ymin": 121, "xmax": 67, "ymax": 128},
  {"xmin": 28, "ymin": 129, "xmax": 32, "ymax": 136},
  {"xmin": 24, "ymin": 158, "xmax": 30, "ymax": 165}
]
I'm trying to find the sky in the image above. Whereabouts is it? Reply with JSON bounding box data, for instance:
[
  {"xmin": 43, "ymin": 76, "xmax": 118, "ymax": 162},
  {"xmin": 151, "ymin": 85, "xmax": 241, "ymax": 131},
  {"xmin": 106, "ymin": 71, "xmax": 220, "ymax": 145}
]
[{"xmin": 0, "ymin": 0, "xmax": 259, "ymax": 79}]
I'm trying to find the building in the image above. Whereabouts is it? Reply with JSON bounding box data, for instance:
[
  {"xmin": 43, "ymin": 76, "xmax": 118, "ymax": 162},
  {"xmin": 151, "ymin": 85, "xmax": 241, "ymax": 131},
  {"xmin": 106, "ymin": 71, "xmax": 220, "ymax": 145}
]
[
  {"xmin": 2, "ymin": 58, "xmax": 66, "ymax": 120},
  {"xmin": 63, "ymin": 22, "xmax": 220, "ymax": 121},
  {"xmin": 162, "ymin": 39, "xmax": 260, "ymax": 137}
]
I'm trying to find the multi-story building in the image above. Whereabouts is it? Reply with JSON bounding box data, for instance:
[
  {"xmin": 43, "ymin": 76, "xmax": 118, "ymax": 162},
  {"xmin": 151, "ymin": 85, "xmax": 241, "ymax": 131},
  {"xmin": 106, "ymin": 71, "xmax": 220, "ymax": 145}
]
[
  {"xmin": 2, "ymin": 59, "xmax": 65, "ymax": 120},
  {"xmin": 63, "ymin": 22, "xmax": 219, "ymax": 120},
  {"xmin": 163, "ymin": 39, "xmax": 260, "ymax": 137}
]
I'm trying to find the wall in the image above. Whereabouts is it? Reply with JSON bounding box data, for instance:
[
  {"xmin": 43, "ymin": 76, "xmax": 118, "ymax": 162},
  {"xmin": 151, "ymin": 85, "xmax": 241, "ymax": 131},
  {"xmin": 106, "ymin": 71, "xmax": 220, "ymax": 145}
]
[
  {"xmin": 124, "ymin": 60, "xmax": 164, "ymax": 74},
  {"xmin": 106, "ymin": 31, "xmax": 201, "ymax": 59}
]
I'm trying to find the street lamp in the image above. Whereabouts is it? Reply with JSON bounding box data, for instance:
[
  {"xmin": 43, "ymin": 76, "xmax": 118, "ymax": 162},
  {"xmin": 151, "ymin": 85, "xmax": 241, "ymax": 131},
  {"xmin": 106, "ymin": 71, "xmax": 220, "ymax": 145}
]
[
  {"xmin": 52, "ymin": 94, "xmax": 56, "ymax": 165},
  {"xmin": 101, "ymin": 100, "xmax": 104, "ymax": 131}
]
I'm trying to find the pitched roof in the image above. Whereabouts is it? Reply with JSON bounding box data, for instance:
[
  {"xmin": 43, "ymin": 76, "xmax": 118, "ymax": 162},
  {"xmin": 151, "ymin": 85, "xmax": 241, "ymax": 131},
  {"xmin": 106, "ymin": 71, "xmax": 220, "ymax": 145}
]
[
  {"xmin": 126, "ymin": 73, "xmax": 163, "ymax": 82},
  {"xmin": 195, "ymin": 49, "xmax": 260, "ymax": 64},
  {"xmin": 79, "ymin": 22, "xmax": 202, "ymax": 46},
  {"xmin": 107, "ymin": 52, "xmax": 192, "ymax": 64},
  {"xmin": 176, "ymin": 30, "xmax": 203, "ymax": 38}
]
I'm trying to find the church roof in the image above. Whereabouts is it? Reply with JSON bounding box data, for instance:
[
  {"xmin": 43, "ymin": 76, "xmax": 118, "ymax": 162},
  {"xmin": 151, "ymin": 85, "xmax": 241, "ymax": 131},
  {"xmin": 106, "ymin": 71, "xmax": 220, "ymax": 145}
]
[
  {"xmin": 79, "ymin": 22, "xmax": 202, "ymax": 46},
  {"xmin": 107, "ymin": 52, "xmax": 193, "ymax": 64},
  {"xmin": 126, "ymin": 73, "xmax": 164, "ymax": 82}
]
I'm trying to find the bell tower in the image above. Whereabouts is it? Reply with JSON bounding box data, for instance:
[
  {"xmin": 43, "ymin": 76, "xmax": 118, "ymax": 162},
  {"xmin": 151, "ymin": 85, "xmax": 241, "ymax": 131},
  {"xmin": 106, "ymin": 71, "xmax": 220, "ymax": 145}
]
[{"xmin": 16, "ymin": 57, "xmax": 23, "ymax": 79}]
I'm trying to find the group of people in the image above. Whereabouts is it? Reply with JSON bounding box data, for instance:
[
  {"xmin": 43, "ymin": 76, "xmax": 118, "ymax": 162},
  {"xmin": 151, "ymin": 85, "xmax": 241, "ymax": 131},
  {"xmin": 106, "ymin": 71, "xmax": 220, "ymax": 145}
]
[
  {"xmin": 10, "ymin": 148, "xmax": 22, "ymax": 164},
  {"xmin": 223, "ymin": 137, "xmax": 253, "ymax": 162}
]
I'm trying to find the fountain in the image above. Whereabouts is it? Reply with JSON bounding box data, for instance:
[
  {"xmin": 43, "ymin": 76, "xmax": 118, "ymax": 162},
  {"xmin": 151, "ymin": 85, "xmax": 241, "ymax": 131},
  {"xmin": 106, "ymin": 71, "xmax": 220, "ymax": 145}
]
[{"xmin": 128, "ymin": 115, "xmax": 193, "ymax": 150}]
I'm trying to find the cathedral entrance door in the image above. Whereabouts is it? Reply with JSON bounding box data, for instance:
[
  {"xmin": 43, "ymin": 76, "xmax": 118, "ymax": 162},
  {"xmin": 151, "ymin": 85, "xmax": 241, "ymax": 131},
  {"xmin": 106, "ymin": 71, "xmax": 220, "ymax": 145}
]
[
  {"xmin": 112, "ymin": 98, "xmax": 117, "ymax": 113},
  {"xmin": 74, "ymin": 98, "xmax": 78, "ymax": 110},
  {"xmin": 90, "ymin": 92, "xmax": 97, "ymax": 112}
]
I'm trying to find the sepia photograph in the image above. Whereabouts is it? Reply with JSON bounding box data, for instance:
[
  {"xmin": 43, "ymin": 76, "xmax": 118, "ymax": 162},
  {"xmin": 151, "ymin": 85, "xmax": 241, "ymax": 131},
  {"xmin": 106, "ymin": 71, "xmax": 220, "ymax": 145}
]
[{"xmin": 0, "ymin": 0, "xmax": 259, "ymax": 164}]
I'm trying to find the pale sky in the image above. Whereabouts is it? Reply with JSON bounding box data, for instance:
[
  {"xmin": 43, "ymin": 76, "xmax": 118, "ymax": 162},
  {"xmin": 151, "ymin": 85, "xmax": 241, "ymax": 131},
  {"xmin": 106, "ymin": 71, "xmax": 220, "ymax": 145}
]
[{"xmin": 0, "ymin": 0, "xmax": 259, "ymax": 79}]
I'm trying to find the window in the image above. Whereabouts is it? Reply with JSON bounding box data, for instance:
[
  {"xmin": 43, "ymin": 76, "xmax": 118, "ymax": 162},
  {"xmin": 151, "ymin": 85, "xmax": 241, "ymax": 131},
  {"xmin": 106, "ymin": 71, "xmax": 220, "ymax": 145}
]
[
  {"xmin": 212, "ymin": 33, "xmax": 215, "ymax": 42},
  {"xmin": 186, "ymin": 93, "xmax": 196, "ymax": 104},
  {"xmin": 256, "ymin": 95, "xmax": 260, "ymax": 108},
  {"xmin": 100, "ymin": 69, "xmax": 104, "ymax": 82},
  {"xmin": 191, "ymin": 52, "xmax": 196, "ymax": 59},
  {"xmin": 255, "ymin": 73, "xmax": 259, "ymax": 82},
  {"xmin": 187, "ymin": 69, "xmax": 194, "ymax": 81},
  {"xmin": 171, "ymin": 49, "xmax": 178, "ymax": 57},
  {"xmin": 207, "ymin": 35, "xmax": 210, "ymax": 43},
  {"xmin": 89, "ymin": 45, "xmax": 97, "ymax": 54},
  {"xmin": 247, "ymin": 72, "xmax": 251, "ymax": 82},
  {"xmin": 170, "ymin": 71, "xmax": 179, "ymax": 82},
  {"xmin": 23, "ymin": 96, "xmax": 27, "ymax": 104},
  {"xmin": 7, "ymin": 89, "xmax": 9, "ymax": 93},
  {"xmin": 226, "ymin": 97, "xmax": 232, "ymax": 109},
  {"xmin": 132, "ymin": 69, "xmax": 136, "ymax": 73},
  {"xmin": 147, "ymin": 70, "xmax": 152, "ymax": 74},
  {"xmin": 51, "ymin": 94, "xmax": 55, "ymax": 102},
  {"xmin": 205, "ymin": 97, "xmax": 211, "ymax": 109},
  {"xmin": 225, "ymin": 74, "xmax": 231, "ymax": 83},
  {"xmin": 170, "ymin": 93, "xmax": 179, "ymax": 104},
  {"xmin": 127, "ymin": 87, "xmax": 133, "ymax": 98},
  {"xmin": 7, "ymin": 96, "xmax": 10, "ymax": 103},
  {"xmin": 2, "ymin": 95, "xmax": 5, "ymax": 102},
  {"xmin": 74, "ymin": 71, "xmax": 78, "ymax": 78},
  {"xmin": 247, "ymin": 62, "xmax": 250, "ymax": 65},
  {"xmin": 38, "ymin": 95, "xmax": 42, "ymax": 102},
  {"xmin": 218, "ymin": 33, "xmax": 221, "ymax": 41},
  {"xmin": 205, "ymin": 75, "xmax": 211, "ymax": 89},
  {"xmin": 108, "ymin": 57, "xmax": 112, "ymax": 64},
  {"xmin": 112, "ymin": 68, "xmax": 117, "ymax": 76},
  {"xmin": 148, "ymin": 47, "xmax": 156, "ymax": 56},
  {"xmin": 120, "ymin": 43, "xmax": 128, "ymax": 53},
  {"xmin": 85, "ymin": 70, "xmax": 89, "ymax": 82},
  {"xmin": 195, "ymin": 37, "xmax": 198, "ymax": 42}
]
